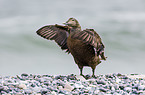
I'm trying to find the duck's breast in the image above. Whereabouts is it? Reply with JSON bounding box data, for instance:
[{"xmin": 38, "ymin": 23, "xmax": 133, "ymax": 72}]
[{"xmin": 67, "ymin": 36, "xmax": 95, "ymax": 65}]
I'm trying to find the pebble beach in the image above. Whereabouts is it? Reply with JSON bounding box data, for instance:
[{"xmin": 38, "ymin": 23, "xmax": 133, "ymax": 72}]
[{"xmin": 0, "ymin": 73, "xmax": 145, "ymax": 95}]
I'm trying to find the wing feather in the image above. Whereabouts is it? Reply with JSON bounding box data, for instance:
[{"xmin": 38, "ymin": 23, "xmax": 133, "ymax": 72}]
[
  {"xmin": 36, "ymin": 25, "xmax": 70, "ymax": 52},
  {"xmin": 71, "ymin": 29, "xmax": 106, "ymax": 59}
]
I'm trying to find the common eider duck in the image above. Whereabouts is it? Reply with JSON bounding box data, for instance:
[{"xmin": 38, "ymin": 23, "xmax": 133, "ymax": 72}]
[{"xmin": 36, "ymin": 18, "xmax": 107, "ymax": 77}]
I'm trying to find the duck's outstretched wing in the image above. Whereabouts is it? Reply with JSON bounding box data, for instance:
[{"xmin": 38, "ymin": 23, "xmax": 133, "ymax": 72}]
[
  {"xmin": 71, "ymin": 29, "xmax": 106, "ymax": 60},
  {"xmin": 36, "ymin": 24, "xmax": 70, "ymax": 53}
]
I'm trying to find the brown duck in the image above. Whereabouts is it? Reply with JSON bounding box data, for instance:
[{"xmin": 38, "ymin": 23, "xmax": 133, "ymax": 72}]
[{"xmin": 36, "ymin": 18, "xmax": 107, "ymax": 77}]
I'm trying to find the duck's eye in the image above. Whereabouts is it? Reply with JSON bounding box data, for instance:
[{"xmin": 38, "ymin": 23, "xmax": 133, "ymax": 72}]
[{"xmin": 72, "ymin": 19, "xmax": 75, "ymax": 21}]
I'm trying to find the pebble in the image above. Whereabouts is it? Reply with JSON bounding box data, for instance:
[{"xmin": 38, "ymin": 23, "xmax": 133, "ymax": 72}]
[
  {"xmin": 51, "ymin": 91, "xmax": 57, "ymax": 95},
  {"xmin": 111, "ymin": 86, "xmax": 115, "ymax": 91},
  {"xmin": 75, "ymin": 75, "xmax": 86, "ymax": 81},
  {"xmin": 40, "ymin": 88, "xmax": 48, "ymax": 94},
  {"xmin": 33, "ymin": 86, "xmax": 42, "ymax": 92},
  {"xmin": 21, "ymin": 73, "xmax": 28, "ymax": 77},
  {"xmin": 0, "ymin": 86, "xmax": 4, "ymax": 91},
  {"xmin": 24, "ymin": 89, "xmax": 32, "ymax": 94},
  {"xmin": 63, "ymin": 82, "xmax": 74, "ymax": 92},
  {"xmin": 124, "ymin": 87, "xmax": 132, "ymax": 92},
  {"xmin": 18, "ymin": 84, "xmax": 27, "ymax": 89},
  {"xmin": 97, "ymin": 80, "xmax": 106, "ymax": 85},
  {"xmin": 74, "ymin": 83, "xmax": 84, "ymax": 88},
  {"xmin": 0, "ymin": 73, "xmax": 145, "ymax": 94},
  {"xmin": 138, "ymin": 85, "xmax": 145, "ymax": 90}
]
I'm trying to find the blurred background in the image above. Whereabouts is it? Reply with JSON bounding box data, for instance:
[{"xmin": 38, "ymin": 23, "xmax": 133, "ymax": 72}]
[{"xmin": 0, "ymin": 0, "xmax": 145, "ymax": 76}]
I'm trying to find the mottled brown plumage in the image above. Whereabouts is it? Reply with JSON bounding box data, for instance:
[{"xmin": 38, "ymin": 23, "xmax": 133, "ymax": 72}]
[{"xmin": 36, "ymin": 18, "xmax": 106, "ymax": 76}]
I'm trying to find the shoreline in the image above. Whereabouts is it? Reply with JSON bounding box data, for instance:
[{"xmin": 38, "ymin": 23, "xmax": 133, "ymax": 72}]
[{"xmin": 0, "ymin": 73, "xmax": 145, "ymax": 94}]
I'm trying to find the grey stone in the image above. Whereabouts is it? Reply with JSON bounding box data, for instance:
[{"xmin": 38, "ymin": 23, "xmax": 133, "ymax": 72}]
[
  {"xmin": 0, "ymin": 86, "xmax": 4, "ymax": 91},
  {"xmin": 138, "ymin": 85, "xmax": 145, "ymax": 90},
  {"xmin": 97, "ymin": 80, "xmax": 106, "ymax": 85},
  {"xmin": 41, "ymin": 88, "xmax": 48, "ymax": 94},
  {"xmin": 99, "ymin": 87, "xmax": 108, "ymax": 92},
  {"xmin": 18, "ymin": 84, "xmax": 27, "ymax": 89},
  {"xmin": 124, "ymin": 87, "xmax": 132, "ymax": 92},
  {"xmin": 21, "ymin": 73, "xmax": 28, "ymax": 77},
  {"xmin": 1, "ymin": 73, "xmax": 145, "ymax": 94},
  {"xmin": 63, "ymin": 82, "xmax": 74, "ymax": 92},
  {"xmin": 76, "ymin": 75, "xmax": 86, "ymax": 81},
  {"xmin": 24, "ymin": 89, "xmax": 32, "ymax": 94},
  {"xmin": 33, "ymin": 86, "xmax": 42, "ymax": 92}
]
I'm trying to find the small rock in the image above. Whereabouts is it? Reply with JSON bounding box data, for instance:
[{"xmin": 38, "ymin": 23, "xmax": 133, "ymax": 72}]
[
  {"xmin": 115, "ymin": 78, "xmax": 121, "ymax": 83},
  {"xmin": 89, "ymin": 84, "xmax": 96, "ymax": 87},
  {"xmin": 94, "ymin": 90, "xmax": 100, "ymax": 94},
  {"xmin": 67, "ymin": 74, "xmax": 76, "ymax": 80},
  {"xmin": 55, "ymin": 75, "xmax": 66, "ymax": 80},
  {"xmin": 76, "ymin": 75, "xmax": 86, "ymax": 81},
  {"xmin": 57, "ymin": 86, "xmax": 63, "ymax": 90},
  {"xmin": 106, "ymin": 75, "xmax": 113, "ymax": 78},
  {"xmin": 33, "ymin": 87, "xmax": 42, "ymax": 92},
  {"xmin": 51, "ymin": 91, "xmax": 57, "ymax": 95},
  {"xmin": 132, "ymin": 89, "xmax": 138, "ymax": 94},
  {"xmin": 124, "ymin": 87, "xmax": 132, "ymax": 92},
  {"xmin": 41, "ymin": 88, "xmax": 48, "ymax": 94},
  {"xmin": 113, "ymin": 92, "xmax": 120, "ymax": 95},
  {"xmin": 74, "ymin": 83, "xmax": 84, "ymax": 88},
  {"xmin": 84, "ymin": 89, "xmax": 89, "ymax": 93},
  {"xmin": 122, "ymin": 76, "xmax": 128, "ymax": 79},
  {"xmin": 30, "ymin": 83, "xmax": 36, "ymax": 87},
  {"xmin": 6, "ymin": 94, "xmax": 11, "ymax": 95},
  {"xmin": 21, "ymin": 73, "xmax": 28, "ymax": 77},
  {"xmin": 98, "ymin": 92, "xmax": 105, "ymax": 95},
  {"xmin": 111, "ymin": 86, "xmax": 115, "ymax": 91},
  {"xmin": 18, "ymin": 84, "xmax": 27, "ymax": 89},
  {"xmin": 119, "ymin": 85, "xmax": 125, "ymax": 90},
  {"xmin": 47, "ymin": 86, "xmax": 54, "ymax": 91},
  {"xmin": 35, "ymin": 93, "xmax": 41, "ymax": 95},
  {"xmin": 138, "ymin": 91, "xmax": 145, "ymax": 94},
  {"xmin": 99, "ymin": 87, "xmax": 108, "ymax": 92},
  {"xmin": 118, "ymin": 90, "xmax": 124, "ymax": 94},
  {"xmin": 59, "ymin": 90, "xmax": 65, "ymax": 94},
  {"xmin": 64, "ymin": 82, "xmax": 74, "ymax": 92},
  {"xmin": 71, "ymin": 91, "xmax": 78, "ymax": 94},
  {"xmin": 19, "ymin": 80, "xmax": 28, "ymax": 84},
  {"xmin": 114, "ymin": 85, "xmax": 119, "ymax": 90},
  {"xmin": 97, "ymin": 80, "xmax": 106, "ymax": 85},
  {"xmin": 117, "ymin": 73, "xmax": 123, "ymax": 76},
  {"xmin": 43, "ymin": 82, "xmax": 49, "ymax": 86},
  {"xmin": 24, "ymin": 89, "xmax": 32, "ymax": 94},
  {"xmin": 56, "ymin": 81, "xmax": 64, "ymax": 87},
  {"xmin": 138, "ymin": 85, "xmax": 145, "ymax": 90},
  {"xmin": 85, "ymin": 75, "xmax": 91, "ymax": 79},
  {"xmin": 36, "ymin": 75, "xmax": 41, "ymax": 78},
  {"xmin": 0, "ymin": 86, "xmax": 4, "ymax": 91},
  {"xmin": 0, "ymin": 91, "xmax": 6, "ymax": 94},
  {"xmin": 87, "ymin": 78, "xmax": 96, "ymax": 82}
]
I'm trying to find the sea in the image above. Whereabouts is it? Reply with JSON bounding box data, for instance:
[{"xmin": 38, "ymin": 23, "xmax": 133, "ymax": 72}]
[{"xmin": 0, "ymin": 0, "xmax": 145, "ymax": 76}]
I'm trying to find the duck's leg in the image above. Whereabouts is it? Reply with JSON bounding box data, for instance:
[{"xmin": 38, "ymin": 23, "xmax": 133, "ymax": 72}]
[
  {"xmin": 78, "ymin": 65, "xmax": 84, "ymax": 77},
  {"xmin": 80, "ymin": 68, "xmax": 83, "ymax": 76},
  {"xmin": 91, "ymin": 66, "xmax": 96, "ymax": 77}
]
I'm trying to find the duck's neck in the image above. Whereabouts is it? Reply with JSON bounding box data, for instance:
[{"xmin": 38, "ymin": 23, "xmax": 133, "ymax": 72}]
[{"xmin": 71, "ymin": 25, "xmax": 81, "ymax": 31}]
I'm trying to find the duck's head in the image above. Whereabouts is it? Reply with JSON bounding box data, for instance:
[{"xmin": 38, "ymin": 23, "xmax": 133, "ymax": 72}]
[{"xmin": 63, "ymin": 18, "xmax": 81, "ymax": 28}]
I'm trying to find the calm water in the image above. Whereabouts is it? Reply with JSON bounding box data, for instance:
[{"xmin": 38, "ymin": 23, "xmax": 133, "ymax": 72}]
[{"xmin": 0, "ymin": 0, "xmax": 145, "ymax": 76}]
